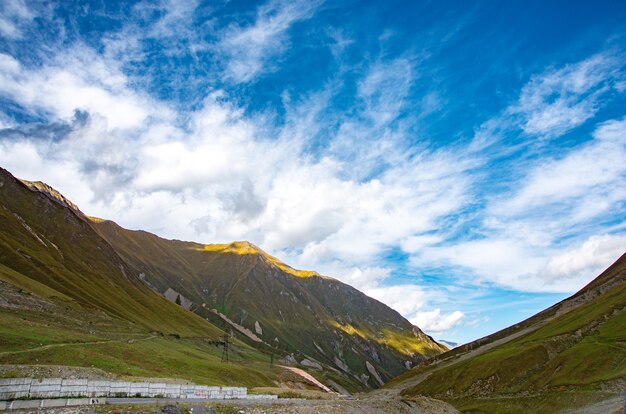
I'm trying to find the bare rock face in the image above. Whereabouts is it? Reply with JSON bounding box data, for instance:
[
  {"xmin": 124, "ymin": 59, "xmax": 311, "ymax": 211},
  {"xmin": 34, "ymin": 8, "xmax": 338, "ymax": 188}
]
[
  {"xmin": 163, "ymin": 288, "xmax": 193, "ymax": 310},
  {"xmin": 282, "ymin": 354, "xmax": 298, "ymax": 365},
  {"xmin": 366, "ymin": 361, "xmax": 385, "ymax": 387},
  {"xmin": 301, "ymin": 358, "xmax": 322, "ymax": 370},
  {"xmin": 333, "ymin": 357, "xmax": 350, "ymax": 373},
  {"xmin": 255, "ymin": 320, "xmax": 263, "ymax": 335}
]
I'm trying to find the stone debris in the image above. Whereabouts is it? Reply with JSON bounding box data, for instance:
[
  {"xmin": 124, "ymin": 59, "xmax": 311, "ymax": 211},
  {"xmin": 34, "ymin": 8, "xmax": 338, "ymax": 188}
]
[{"xmin": 161, "ymin": 404, "xmax": 184, "ymax": 414}]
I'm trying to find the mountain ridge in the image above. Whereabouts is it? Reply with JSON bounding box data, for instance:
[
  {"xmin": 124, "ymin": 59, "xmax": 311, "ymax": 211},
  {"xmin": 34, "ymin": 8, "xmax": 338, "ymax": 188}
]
[{"xmin": 89, "ymin": 214, "xmax": 446, "ymax": 389}]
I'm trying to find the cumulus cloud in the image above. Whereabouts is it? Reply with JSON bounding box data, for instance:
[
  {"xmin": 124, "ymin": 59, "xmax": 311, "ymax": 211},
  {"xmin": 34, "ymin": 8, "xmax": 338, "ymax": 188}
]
[
  {"xmin": 366, "ymin": 284, "xmax": 464, "ymax": 335},
  {"xmin": 366, "ymin": 285, "xmax": 428, "ymax": 316},
  {"xmin": 543, "ymin": 234, "xmax": 626, "ymax": 282},
  {"xmin": 0, "ymin": 33, "xmax": 475, "ymax": 340},
  {"xmin": 410, "ymin": 309, "xmax": 464, "ymax": 333},
  {"xmin": 0, "ymin": 48, "xmax": 171, "ymax": 129}
]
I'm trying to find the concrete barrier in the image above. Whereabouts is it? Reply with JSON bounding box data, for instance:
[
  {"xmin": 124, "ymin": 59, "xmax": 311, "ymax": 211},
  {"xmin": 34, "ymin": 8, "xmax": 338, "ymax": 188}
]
[{"xmin": 0, "ymin": 378, "xmax": 248, "ymax": 401}]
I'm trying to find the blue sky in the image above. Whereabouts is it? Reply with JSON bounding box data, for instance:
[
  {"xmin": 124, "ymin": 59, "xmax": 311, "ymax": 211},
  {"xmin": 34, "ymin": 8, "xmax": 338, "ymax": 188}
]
[{"xmin": 0, "ymin": 0, "xmax": 625, "ymax": 344}]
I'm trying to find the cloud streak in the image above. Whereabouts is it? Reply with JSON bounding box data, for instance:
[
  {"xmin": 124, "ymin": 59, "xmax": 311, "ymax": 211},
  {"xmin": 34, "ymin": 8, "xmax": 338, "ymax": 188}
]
[
  {"xmin": 217, "ymin": 0, "xmax": 323, "ymax": 83},
  {"xmin": 510, "ymin": 52, "xmax": 623, "ymax": 137},
  {"xmin": 0, "ymin": 0, "xmax": 33, "ymax": 39}
]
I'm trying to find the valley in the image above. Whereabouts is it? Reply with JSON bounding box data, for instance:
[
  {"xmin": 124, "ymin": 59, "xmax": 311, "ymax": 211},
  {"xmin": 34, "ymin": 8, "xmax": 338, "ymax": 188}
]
[{"xmin": 0, "ymin": 165, "xmax": 624, "ymax": 414}]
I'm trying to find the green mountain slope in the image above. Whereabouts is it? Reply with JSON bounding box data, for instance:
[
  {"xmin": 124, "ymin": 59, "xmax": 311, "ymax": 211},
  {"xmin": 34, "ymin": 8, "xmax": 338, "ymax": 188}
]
[
  {"xmin": 90, "ymin": 219, "xmax": 445, "ymax": 390},
  {"xmin": 0, "ymin": 167, "xmax": 444, "ymax": 391},
  {"xmin": 0, "ymin": 168, "xmax": 279, "ymax": 386},
  {"xmin": 387, "ymin": 252, "xmax": 626, "ymax": 413}
]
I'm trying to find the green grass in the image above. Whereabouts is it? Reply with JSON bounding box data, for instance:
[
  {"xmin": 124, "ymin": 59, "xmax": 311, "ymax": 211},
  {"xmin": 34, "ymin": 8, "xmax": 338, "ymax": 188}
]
[
  {"xmin": 0, "ymin": 275, "xmax": 279, "ymax": 386},
  {"xmin": 0, "ymin": 336, "xmax": 276, "ymax": 386},
  {"xmin": 452, "ymin": 390, "xmax": 620, "ymax": 414},
  {"xmin": 0, "ymin": 172, "xmax": 323, "ymax": 392},
  {"xmin": 0, "ymin": 177, "xmax": 225, "ymax": 338},
  {"xmin": 398, "ymin": 257, "xmax": 626, "ymax": 414},
  {"xmin": 251, "ymin": 387, "xmax": 334, "ymax": 399},
  {"xmin": 402, "ymin": 308, "xmax": 625, "ymax": 398},
  {"xmin": 0, "ymin": 312, "xmax": 103, "ymax": 352}
]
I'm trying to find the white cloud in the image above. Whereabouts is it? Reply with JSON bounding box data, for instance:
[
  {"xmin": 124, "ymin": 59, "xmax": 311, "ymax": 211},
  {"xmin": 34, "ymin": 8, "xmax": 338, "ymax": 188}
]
[
  {"xmin": 543, "ymin": 234, "xmax": 626, "ymax": 282},
  {"xmin": 415, "ymin": 231, "xmax": 626, "ymax": 293},
  {"xmin": 0, "ymin": 48, "xmax": 171, "ymax": 130},
  {"xmin": 366, "ymin": 284, "xmax": 465, "ymax": 336},
  {"xmin": 148, "ymin": 0, "xmax": 199, "ymax": 39},
  {"xmin": 423, "ymin": 56, "xmax": 626, "ymax": 294},
  {"xmin": 491, "ymin": 117, "xmax": 626, "ymax": 232},
  {"xmin": 409, "ymin": 113, "xmax": 626, "ymax": 293},
  {"xmin": 366, "ymin": 285, "xmax": 428, "ymax": 317},
  {"xmin": 327, "ymin": 58, "xmax": 419, "ymax": 179},
  {"xmin": 217, "ymin": 0, "xmax": 322, "ymax": 82},
  {"xmin": 358, "ymin": 58, "xmax": 413, "ymax": 126},
  {"xmin": 0, "ymin": 54, "xmax": 20, "ymax": 74},
  {"xmin": 510, "ymin": 53, "xmax": 622, "ymax": 137},
  {"xmin": 410, "ymin": 309, "xmax": 464, "ymax": 333},
  {"xmin": 417, "ymin": 238, "xmax": 544, "ymax": 287},
  {"xmin": 0, "ymin": 44, "xmax": 470, "ymax": 281}
]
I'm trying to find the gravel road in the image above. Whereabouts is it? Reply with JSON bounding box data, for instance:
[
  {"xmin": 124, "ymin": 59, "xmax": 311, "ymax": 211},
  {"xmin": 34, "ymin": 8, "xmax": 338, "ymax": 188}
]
[{"xmin": 5, "ymin": 396, "xmax": 461, "ymax": 414}]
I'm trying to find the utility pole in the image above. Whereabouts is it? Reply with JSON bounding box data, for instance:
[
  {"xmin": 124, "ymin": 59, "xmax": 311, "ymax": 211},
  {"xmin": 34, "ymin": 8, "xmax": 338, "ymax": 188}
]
[{"xmin": 208, "ymin": 332, "xmax": 230, "ymax": 364}]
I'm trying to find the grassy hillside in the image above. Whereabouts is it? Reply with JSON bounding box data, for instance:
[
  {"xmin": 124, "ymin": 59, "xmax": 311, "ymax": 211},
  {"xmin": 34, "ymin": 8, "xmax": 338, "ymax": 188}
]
[
  {"xmin": 0, "ymin": 168, "xmax": 278, "ymax": 386},
  {"xmin": 0, "ymin": 167, "xmax": 444, "ymax": 392},
  {"xmin": 90, "ymin": 219, "xmax": 446, "ymax": 390},
  {"xmin": 390, "ymin": 253, "xmax": 626, "ymax": 413}
]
